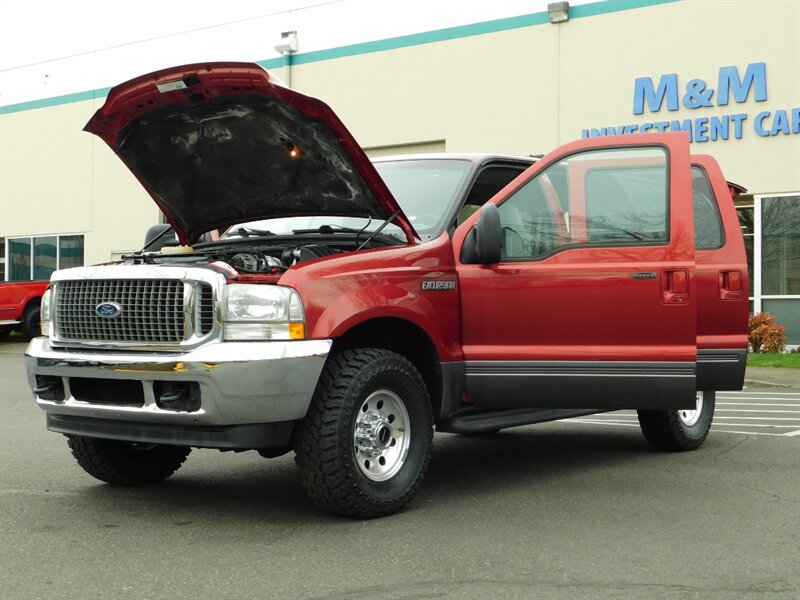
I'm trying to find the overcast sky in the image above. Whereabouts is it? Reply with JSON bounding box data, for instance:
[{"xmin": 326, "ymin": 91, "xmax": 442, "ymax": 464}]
[
  {"xmin": 0, "ymin": 0, "xmax": 568, "ymax": 107},
  {"xmin": 0, "ymin": 0, "xmax": 329, "ymax": 70}
]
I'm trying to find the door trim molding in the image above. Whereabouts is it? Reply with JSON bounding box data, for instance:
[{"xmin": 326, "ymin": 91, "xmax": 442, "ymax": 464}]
[{"xmin": 464, "ymin": 360, "xmax": 695, "ymax": 410}]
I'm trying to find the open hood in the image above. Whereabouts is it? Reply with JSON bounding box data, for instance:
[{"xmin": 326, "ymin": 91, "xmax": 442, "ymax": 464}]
[{"xmin": 85, "ymin": 62, "xmax": 416, "ymax": 245}]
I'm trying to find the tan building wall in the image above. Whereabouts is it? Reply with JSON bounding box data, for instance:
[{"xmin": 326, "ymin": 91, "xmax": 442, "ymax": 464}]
[
  {"xmin": 0, "ymin": 98, "xmax": 160, "ymax": 266},
  {"xmin": 284, "ymin": 0, "xmax": 798, "ymax": 195},
  {"xmin": 1, "ymin": 0, "xmax": 798, "ymax": 268}
]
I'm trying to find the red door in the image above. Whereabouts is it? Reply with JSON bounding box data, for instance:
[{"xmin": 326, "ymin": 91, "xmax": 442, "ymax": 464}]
[
  {"xmin": 691, "ymin": 155, "xmax": 749, "ymax": 390},
  {"xmin": 453, "ymin": 133, "xmax": 697, "ymax": 410}
]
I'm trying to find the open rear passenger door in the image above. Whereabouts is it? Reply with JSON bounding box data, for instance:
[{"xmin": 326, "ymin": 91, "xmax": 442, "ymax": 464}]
[
  {"xmin": 454, "ymin": 132, "xmax": 697, "ymax": 411},
  {"xmin": 691, "ymin": 155, "xmax": 749, "ymax": 390}
]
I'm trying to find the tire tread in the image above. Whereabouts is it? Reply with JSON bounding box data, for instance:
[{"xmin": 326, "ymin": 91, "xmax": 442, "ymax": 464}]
[
  {"xmin": 637, "ymin": 392, "xmax": 715, "ymax": 452},
  {"xmin": 67, "ymin": 436, "xmax": 190, "ymax": 485},
  {"xmin": 294, "ymin": 348, "xmax": 433, "ymax": 518}
]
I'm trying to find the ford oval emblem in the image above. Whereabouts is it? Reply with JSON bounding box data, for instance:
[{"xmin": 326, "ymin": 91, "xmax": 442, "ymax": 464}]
[{"xmin": 95, "ymin": 302, "xmax": 122, "ymax": 318}]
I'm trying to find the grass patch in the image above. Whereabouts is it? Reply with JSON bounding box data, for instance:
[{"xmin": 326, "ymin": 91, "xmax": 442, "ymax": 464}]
[{"xmin": 747, "ymin": 353, "xmax": 800, "ymax": 368}]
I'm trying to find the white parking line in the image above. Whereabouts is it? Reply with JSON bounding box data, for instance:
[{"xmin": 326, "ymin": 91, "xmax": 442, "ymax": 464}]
[
  {"xmin": 708, "ymin": 430, "xmax": 798, "ymax": 437},
  {"xmin": 716, "ymin": 409, "xmax": 800, "ymax": 413},
  {"xmin": 556, "ymin": 388, "xmax": 800, "ymax": 438},
  {"xmin": 560, "ymin": 420, "xmax": 639, "ymax": 427},
  {"xmin": 716, "ymin": 402, "xmax": 800, "ymax": 408},
  {"xmin": 716, "ymin": 392, "xmax": 800, "ymax": 400},
  {"xmin": 572, "ymin": 418, "xmax": 797, "ymax": 429},
  {"xmin": 730, "ymin": 391, "xmax": 800, "ymax": 395},
  {"xmin": 713, "ymin": 416, "xmax": 800, "ymax": 421},
  {"xmin": 559, "ymin": 420, "xmax": 798, "ymax": 437}
]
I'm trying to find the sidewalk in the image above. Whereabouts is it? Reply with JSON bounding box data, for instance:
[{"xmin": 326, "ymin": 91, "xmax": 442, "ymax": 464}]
[{"xmin": 744, "ymin": 366, "xmax": 799, "ymax": 388}]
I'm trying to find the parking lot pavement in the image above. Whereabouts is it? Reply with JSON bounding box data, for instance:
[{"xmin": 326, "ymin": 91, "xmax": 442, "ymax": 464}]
[{"xmin": 568, "ymin": 388, "xmax": 800, "ymax": 438}]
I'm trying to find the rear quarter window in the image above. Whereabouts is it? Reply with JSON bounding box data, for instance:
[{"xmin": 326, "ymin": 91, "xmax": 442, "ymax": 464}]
[{"xmin": 692, "ymin": 165, "xmax": 725, "ymax": 250}]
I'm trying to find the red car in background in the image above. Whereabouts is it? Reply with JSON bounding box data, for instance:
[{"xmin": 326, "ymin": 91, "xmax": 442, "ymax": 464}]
[{"xmin": 0, "ymin": 281, "xmax": 47, "ymax": 340}]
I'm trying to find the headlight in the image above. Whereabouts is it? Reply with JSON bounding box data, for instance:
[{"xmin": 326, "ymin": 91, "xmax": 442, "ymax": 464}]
[
  {"xmin": 223, "ymin": 285, "xmax": 305, "ymax": 340},
  {"xmin": 40, "ymin": 288, "xmax": 52, "ymax": 337}
]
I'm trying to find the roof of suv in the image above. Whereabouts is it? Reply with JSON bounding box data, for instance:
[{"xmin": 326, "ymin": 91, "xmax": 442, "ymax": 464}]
[{"xmin": 371, "ymin": 152, "xmax": 537, "ymax": 165}]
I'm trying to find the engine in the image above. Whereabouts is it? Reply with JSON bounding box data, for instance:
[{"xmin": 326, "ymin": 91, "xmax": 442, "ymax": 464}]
[{"xmin": 225, "ymin": 244, "xmax": 340, "ymax": 273}]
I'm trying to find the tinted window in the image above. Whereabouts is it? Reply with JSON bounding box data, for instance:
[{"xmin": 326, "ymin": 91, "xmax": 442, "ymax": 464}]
[
  {"xmin": 498, "ymin": 146, "xmax": 668, "ymax": 260},
  {"xmin": 585, "ymin": 165, "xmax": 667, "ymax": 243},
  {"xmin": 692, "ymin": 166, "xmax": 724, "ymax": 250},
  {"xmin": 33, "ymin": 236, "xmax": 57, "ymax": 280},
  {"xmin": 8, "ymin": 238, "xmax": 31, "ymax": 281}
]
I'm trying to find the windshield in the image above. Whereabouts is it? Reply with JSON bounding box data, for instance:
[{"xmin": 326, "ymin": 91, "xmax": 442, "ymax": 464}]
[
  {"xmin": 222, "ymin": 158, "xmax": 473, "ymax": 241},
  {"xmin": 374, "ymin": 159, "xmax": 472, "ymax": 237}
]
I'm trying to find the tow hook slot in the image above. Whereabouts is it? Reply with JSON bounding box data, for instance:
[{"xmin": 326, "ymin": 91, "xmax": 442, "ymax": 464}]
[
  {"xmin": 34, "ymin": 376, "xmax": 65, "ymax": 402},
  {"xmin": 154, "ymin": 382, "xmax": 201, "ymax": 412}
]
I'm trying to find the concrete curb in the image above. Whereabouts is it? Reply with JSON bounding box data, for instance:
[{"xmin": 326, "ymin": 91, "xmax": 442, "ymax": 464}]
[{"xmin": 743, "ymin": 378, "xmax": 794, "ymax": 389}]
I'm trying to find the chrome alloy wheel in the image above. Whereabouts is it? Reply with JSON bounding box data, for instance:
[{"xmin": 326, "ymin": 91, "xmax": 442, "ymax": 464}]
[
  {"xmin": 679, "ymin": 393, "xmax": 704, "ymax": 427},
  {"xmin": 354, "ymin": 389, "xmax": 410, "ymax": 482}
]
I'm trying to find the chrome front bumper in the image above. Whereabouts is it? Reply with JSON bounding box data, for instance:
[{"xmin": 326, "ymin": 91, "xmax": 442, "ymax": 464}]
[{"xmin": 25, "ymin": 337, "xmax": 332, "ymax": 443}]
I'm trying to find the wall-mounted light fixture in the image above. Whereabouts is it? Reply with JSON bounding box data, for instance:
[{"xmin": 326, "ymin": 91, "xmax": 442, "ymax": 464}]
[
  {"xmin": 274, "ymin": 31, "xmax": 298, "ymax": 87},
  {"xmin": 274, "ymin": 31, "xmax": 298, "ymax": 55},
  {"xmin": 547, "ymin": 1, "xmax": 570, "ymax": 23}
]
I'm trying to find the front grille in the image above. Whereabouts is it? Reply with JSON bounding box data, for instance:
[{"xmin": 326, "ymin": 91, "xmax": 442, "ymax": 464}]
[
  {"xmin": 56, "ymin": 279, "xmax": 188, "ymax": 344},
  {"xmin": 197, "ymin": 283, "xmax": 214, "ymax": 335}
]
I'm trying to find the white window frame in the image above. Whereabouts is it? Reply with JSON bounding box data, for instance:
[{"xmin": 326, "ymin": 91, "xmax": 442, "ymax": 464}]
[{"xmin": 3, "ymin": 234, "xmax": 84, "ymax": 282}]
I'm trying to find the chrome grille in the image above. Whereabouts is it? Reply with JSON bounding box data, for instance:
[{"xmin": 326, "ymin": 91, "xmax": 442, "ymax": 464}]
[
  {"xmin": 197, "ymin": 283, "xmax": 214, "ymax": 335},
  {"xmin": 56, "ymin": 279, "xmax": 186, "ymax": 344}
]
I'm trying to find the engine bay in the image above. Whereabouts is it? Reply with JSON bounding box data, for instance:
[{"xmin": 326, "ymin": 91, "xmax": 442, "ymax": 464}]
[
  {"xmin": 126, "ymin": 232, "xmax": 400, "ymax": 275},
  {"xmin": 228, "ymin": 243, "xmax": 339, "ymax": 273}
]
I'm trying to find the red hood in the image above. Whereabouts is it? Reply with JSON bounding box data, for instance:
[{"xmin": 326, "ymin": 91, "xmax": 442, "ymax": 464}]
[{"xmin": 84, "ymin": 62, "xmax": 416, "ymax": 245}]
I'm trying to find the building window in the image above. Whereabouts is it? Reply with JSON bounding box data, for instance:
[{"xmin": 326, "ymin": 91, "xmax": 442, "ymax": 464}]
[
  {"xmin": 4, "ymin": 234, "xmax": 84, "ymax": 282},
  {"xmin": 59, "ymin": 235, "xmax": 84, "ymax": 270},
  {"xmin": 738, "ymin": 194, "xmax": 800, "ymax": 345},
  {"xmin": 761, "ymin": 195, "xmax": 800, "ymax": 295},
  {"xmin": 8, "ymin": 238, "xmax": 32, "ymax": 282}
]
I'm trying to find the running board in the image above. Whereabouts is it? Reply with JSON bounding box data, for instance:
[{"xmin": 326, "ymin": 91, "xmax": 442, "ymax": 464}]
[{"xmin": 437, "ymin": 408, "xmax": 607, "ymax": 434}]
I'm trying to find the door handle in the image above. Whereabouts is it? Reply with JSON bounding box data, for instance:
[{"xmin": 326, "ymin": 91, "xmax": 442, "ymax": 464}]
[
  {"xmin": 719, "ymin": 270, "xmax": 743, "ymax": 300},
  {"xmin": 662, "ymin": 269, "xmax": 689, "ymax": 304}
]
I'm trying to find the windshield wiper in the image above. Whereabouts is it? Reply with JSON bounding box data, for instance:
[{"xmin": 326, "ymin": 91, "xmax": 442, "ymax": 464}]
[
  {"xmin": 292, "ymin": 224, "xmax": 364, "ymax": 235},
  {"xmin": 225, "ymin": 226, "xmax": 276, "ymax": 238}
]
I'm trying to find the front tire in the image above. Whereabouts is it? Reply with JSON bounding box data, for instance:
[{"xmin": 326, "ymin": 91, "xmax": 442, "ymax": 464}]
[
  {"xmin": 294, "ymin": 349, "xmax": 433, "ymax": 518},
  {"xmin": 20, "ymin": 305, "xmax": 40, "ymax": 340},
  {"xmin": 67, "ymin": 436, "xmax": 191, "ymax": 485},
  {"xmin": 637, "ymin": 391, "xmax": 715, "ymax": 451}
]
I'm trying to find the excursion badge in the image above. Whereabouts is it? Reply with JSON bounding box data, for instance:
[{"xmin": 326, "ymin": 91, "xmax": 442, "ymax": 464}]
[{"xmin": 421, "ymin": 280, "xmax": 456, "ymax": 291}]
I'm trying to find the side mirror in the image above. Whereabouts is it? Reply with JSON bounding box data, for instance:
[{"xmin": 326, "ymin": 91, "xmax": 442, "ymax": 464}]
[
  {"xmin": 460, "ymin": 203, "xmax": 502, "ymax": 264},
  {"xmin": 143, "ymin": 224, "xmax": 177, "ymax": 251}
]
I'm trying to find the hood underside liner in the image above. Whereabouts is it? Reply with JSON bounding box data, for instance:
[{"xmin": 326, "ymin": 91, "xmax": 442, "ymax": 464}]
[{"xmin": 118, "ymin": 96, "xmax": 387, "ymax": 243}]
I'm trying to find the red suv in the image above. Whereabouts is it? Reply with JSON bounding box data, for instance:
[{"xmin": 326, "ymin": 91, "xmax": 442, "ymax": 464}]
[{"xmin": 25, "ymin": 63, "xmax": 748, "ymax": 518}]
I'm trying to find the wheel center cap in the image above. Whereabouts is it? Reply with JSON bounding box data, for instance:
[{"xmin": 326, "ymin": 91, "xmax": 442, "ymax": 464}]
[
  {"xmin": 376, "ymin": 423, "xmax": 391, "ymax": 447},
  {"xmin": 355, "ymin": 410, "xmax": 393, "ymax": 457}
]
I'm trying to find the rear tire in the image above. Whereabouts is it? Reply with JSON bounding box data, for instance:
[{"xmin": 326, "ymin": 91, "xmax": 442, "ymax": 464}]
[
  {"xmin": 67, "ymin": 436, "xmax": 191, "ymax": 485},
  {"xmin": 20, "ymin": 305, "xmax": 40, "ymax": 340},
  {"xmin": 294, "ymin": 348, "xmax": 433, "ymax": 518},
  {"xmin": 637, "ymin": 391, "xmax": 715, "ymax": 451}
]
